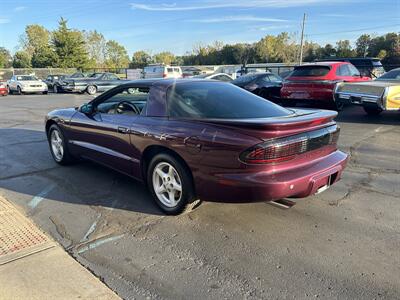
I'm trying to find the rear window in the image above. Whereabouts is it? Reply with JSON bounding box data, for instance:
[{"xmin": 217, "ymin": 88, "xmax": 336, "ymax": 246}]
[
  {"xmin": 167, "ymin": 82, "xmax": 291, "ymax": 119},
  {"xmin": 291, "ymin": 66, "xmax": 330, "ymax": 77},
  {"xmin": 232, "ymin": 74, "xmax": 258, "ymax": 84},
  {"xmin": 167, "ymin": 68, "xmax": 174, "ymax": 73}
]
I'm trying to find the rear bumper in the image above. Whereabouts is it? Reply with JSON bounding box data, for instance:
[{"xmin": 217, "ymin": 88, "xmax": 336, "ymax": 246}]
[
  {"xmin": 281, "ymin": 89, "xmax": 334, "ymax": 103},
  {"xmin": 0, "ymin": 89, "xmax": 8, "ymax": 95},
  {"xmin": 335, "ymin": 92, "xmax": 383, "ymax": 109},
  {"xmin": 195, "ymin": 150, "xmax": 348, "ymax": 203}
]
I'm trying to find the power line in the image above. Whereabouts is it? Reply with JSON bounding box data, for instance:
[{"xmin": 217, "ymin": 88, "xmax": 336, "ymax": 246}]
[{"xmin": 308, "ymin": 23, "xmax": 400, "ymax": 36}]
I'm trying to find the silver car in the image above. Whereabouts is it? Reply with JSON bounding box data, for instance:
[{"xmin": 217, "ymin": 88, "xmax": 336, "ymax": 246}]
[{"xmin": 7, "ymin": 75, "xmax": 48, "ymax": 94}]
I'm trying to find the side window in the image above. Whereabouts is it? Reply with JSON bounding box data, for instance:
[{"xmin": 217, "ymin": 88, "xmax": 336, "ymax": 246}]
[
  {"xmin": 217, "ymin": 75, "xmax": 232, "ymax": 82},
  {"xmin": 257, "ymin": 75, "xmax": 270, "ymax": 84},
  {"xmin": 46, "ymin": 76, "xmax": 52, "ymax": 81},
  {"xmin": 103, "ymin": 74, "xmax": 110, "ymax": 80},
  {"xmin": 348, "ymin": 65, "xmax": 360, "ymax": 76},
  {"xmin": 268, "ymin": 74, "xmax": 282, "ymax": 82},
  {"xmin": 337, "ymin": 65, "xmax": 350, "ymax": 76},
  {"xmin": 108, "ymin": 74, "xmax": 119, "ymax": 80},
  {"xmin": 96, "ymin": 87, "xmax": 150, "ymax": 115}
]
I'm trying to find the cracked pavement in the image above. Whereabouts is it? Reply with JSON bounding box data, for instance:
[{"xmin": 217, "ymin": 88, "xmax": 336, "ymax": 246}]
[{"xmin": 0, "ymin": 93, "xmax": 399, "ymax": 299}]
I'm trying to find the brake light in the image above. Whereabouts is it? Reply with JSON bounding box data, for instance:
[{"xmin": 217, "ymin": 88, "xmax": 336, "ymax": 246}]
[
  {"xmin": 240, "ymin": 125, "xmax": 339, "ymax": 164},
  {"xmin": 163, "ymin": 73, "xmax": 167, "ymax": 78}
]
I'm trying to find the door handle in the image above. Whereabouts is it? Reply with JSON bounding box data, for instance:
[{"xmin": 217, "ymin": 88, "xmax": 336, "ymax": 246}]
[{"xmin": 117, "ymin": 126, "xmax": 129, "ymax": 134}]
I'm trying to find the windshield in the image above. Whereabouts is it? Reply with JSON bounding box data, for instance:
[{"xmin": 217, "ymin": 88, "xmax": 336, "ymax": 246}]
[
  {"xmin": 167, "ymin": 82, "xmax": 292, "ymax": 119},
  {"xmin": 89, "ymin": 73, "xmax": 103, "ymax": 79},
  {"xmin": 16, "ymin": 75, "xmax": 38, "ymax": 81},
  {"xmin": 376, "ymin": 69, "xmax": 400, "ymax": 80}
]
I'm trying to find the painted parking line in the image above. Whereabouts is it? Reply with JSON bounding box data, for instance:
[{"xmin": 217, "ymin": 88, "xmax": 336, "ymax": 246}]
[
  {"xmin": 77, "ymin": 234, "xmax": 124, "ymax": 254},
  {"xmin": 28, "ymin": 183, "xmax": 56, "ymax": 209},
  {"xmin": 80, "ymin": 213, "xmax": 102, "ymax": 243}
]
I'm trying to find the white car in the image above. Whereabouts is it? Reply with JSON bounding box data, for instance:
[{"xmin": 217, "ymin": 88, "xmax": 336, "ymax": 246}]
[
  {"xmin": 7, "ymin": 75, "xmax": 48, "ymax": 94},
  {"xmin": 143, "ymin": 65, "xmax": 182, "ymax": 79},
  {"xmin": 193, "ymin": 73, "xmax": 233, "ymax": 82}
]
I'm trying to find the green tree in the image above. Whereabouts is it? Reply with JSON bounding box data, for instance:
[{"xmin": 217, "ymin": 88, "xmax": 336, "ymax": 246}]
[
  {"xmin": 153, "ymin": 51, "xmax": 175, "ymax": 65},
  {"xmin": 130, "ymin": 50, "xmax": 151, "ymax": 68},
  {"xmin": 356, "ymin": 34, "xmax": 371, "ymax": 57},
  {"xmin": 0, "ymin": 47, "xmax": 12, "ymax": 68},
  {"xmin": 12, "ymin": 51, "xmax": 31, "ymax": 68},
  {"xmin": 105, "ymin": 40, "xmax": 130, "ymax": 68},
  {"xmin": 52, "ymin": 18, "xmax": 89, "ymax": 68},
  {"xmin": 84, "ymin": 30, "xmax": 107, "ymax": 68},
  {"xmin": 21, "ymin": 24, "xmax": 57, "ymax": 67},
  {"xmin": 335, "ymin": 40, "xmax": 355, "ymax": 57}
]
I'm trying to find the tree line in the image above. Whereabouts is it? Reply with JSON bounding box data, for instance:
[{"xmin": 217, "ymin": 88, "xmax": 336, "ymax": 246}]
[{"xmin": 0, "ymin": 18, "xmax": 399, "ymax": 69}]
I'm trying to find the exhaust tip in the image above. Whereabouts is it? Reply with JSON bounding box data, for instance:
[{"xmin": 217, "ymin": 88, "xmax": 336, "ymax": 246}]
[{"xmin": 268, "ymin": 199, "xmax": 296, "ymax": 209}]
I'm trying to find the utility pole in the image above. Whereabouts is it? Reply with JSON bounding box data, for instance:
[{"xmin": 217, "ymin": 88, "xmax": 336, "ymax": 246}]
[{"xmin": 299, "ymin": 13, "xmax": 306, "ymax": 65}]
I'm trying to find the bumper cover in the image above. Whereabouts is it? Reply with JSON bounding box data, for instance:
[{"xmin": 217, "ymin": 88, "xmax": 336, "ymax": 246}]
[{"xmin": 195, "ymin": 150, "xmax": 348, "ymax": 203}]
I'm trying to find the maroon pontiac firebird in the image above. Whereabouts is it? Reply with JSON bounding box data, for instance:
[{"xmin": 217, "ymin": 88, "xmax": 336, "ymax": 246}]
[{"xmin": 45, "ymin": 79, "xmax": 348, "ymax": 214}]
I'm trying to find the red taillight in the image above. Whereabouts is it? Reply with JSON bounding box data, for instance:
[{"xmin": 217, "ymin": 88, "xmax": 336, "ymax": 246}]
[
  {"xmin": 163, "ymin": 73, "xmax": 167, "ymax": 78},
  {"xmin": 240, "ymin": 125, "xmax": 339, "ymax": 164}
]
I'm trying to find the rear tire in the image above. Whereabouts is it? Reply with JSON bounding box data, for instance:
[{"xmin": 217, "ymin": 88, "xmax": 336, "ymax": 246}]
[
  {"xmin": 363, "ymin": 106, "xmax": 382, "ymax": 115},
  {"xmin": 17, "ymin": 86, "xmax": 22, "ymax": 95},
  {"xmin": 86, "ymin": 85, "xmax": 97, "ymax": 95},
  {"xmin": 42, "ymin": 91, "xmax": 48, "ymax": 95},
  {"xmin": 53, "ymin": 85, "xmax": 58, "ymax": 93},
  {"xmin": 147, "ymin": 153, "xmax": 196, "ymax": 215},
  {"xmin": 47, "ymin": 124, "xmax": 75, "ymax": 165}
]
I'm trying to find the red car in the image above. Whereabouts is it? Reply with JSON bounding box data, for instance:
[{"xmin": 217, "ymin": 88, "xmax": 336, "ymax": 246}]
[
  {"xmin": 281, "ymin": 62, "xmax": 370, "ymax": 110},
  {"xmin": 45, "ymin": 79, "xmax": 348, "ymax": 215},
  {"xmin": 0, "ymin": 81, "xmax": 8, "ymax": 96}
]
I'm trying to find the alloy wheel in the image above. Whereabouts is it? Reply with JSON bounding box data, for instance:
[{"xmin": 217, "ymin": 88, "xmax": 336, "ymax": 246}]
[
  {"xmin": 152, "ymin": 162, "xmax": 182, "ymax": 208},
  {"xmin": 50, "ymin": 129, "xmax": 64, "ymax": 161}
]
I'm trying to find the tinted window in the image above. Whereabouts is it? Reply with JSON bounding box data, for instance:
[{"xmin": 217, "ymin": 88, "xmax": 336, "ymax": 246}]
[
  {"xmin": 231, "ymin": 74, "xmax": 258, "ymax": 84},
  {"xmin": 268, "ymin": 74, "xmax": 282, "ymax": 82},
  {"xmin": 167, "ymin": 68, "xmax": 174, "ymax": 73},
  {"xmin": 16, "ymin": 75, "xmax": 38, "ymax": 81},
  {"xmin": 167, "ymin": 82, "xmax": 291, "ymax": 119},
  {"xmin": 256, "ymin": 75, "xmax": 270, "ymax": 84},
  {"xmin": 216, "ymin": 75, "xmax": 232, "ymax": 82},
  {"xmin": 291, "ymin": 66, "xmax": 330, "ymax": 77},
  {"xmin": 108, "ymin": 74, "xmax": 119, "ymax": 80},
  {"xmin": 377, "ymin": 69, "xmax": 400, "ymax": 80}
]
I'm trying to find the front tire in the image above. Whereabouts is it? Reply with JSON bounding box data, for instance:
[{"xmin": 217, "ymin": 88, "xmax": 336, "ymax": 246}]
[
  {"xmin": 17, "ymin": 86, "xmax": 22, "ymax": 95},
  {"xmin": 147, "ymin": 153, "xmax": 195, "ymax": 215},
  {"xmin": 43, "ymin": 91, "xmax": 48, "ymax": 95},
  {"xmin": 86, "ymin": 85, "xmax": 97, "ymax": 95},
  {"xmin": 363, "ymin": 106, "xmax": 382, "ymax": 115},
  {"xmin": 53, "ymin": 85, "xmax": 58, "ymax": 93},
  {"xmin": 47, "ymin": 124, "xmax": 75, "ymax": 165}
]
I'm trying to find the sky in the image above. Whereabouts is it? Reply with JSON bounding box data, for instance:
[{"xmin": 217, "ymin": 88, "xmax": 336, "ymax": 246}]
[{"xmin": 0, "ymin": 0, "xmax": 399, "ymax": 55}]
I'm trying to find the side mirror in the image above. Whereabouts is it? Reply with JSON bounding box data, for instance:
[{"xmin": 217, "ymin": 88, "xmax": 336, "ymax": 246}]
[{"xmin": 79, "ymin": 103, "xmax": 93, "ymax": 114}]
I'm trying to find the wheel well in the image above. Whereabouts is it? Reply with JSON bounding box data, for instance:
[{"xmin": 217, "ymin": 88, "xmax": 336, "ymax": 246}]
[
  {"xmin": 45, "ymin": 120, "xmax": 56, "ymax": 135},
  {"xmin": 141, "ymin": 145, "xmax": 195, "ymax": 189}
]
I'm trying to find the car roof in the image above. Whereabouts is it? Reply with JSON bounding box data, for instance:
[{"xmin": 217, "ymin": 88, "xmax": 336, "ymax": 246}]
[
  {"xmin": 118, "ymin": 78, "xmax": 217, "ymax": 88},
  {"xmin": 297, "ymin": 62, "xmax": 345, "ymax": 67}
]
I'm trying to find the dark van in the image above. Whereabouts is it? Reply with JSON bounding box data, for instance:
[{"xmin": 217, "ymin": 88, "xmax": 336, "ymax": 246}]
[{"xmin": 316, "ymin": 57, "xmax": 385, "ymax": 78}]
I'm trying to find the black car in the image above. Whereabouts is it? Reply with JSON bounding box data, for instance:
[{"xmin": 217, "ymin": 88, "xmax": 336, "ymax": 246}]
[
  {"xmin": 44, "ymin": 74, "xmax": 66, "ymax": 93},
  {"xmin": 231, "ymin": 72, "xmax": 283, "ymax": 102},
  {"xmin": 60, "ymin": 72, "xmax": 127, "ymax": 95}
]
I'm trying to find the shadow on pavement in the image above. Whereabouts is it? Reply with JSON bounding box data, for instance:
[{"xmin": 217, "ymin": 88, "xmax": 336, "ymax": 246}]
[{"xmin": 0, "ymin": 128, "xmax": 164, "ymax": 216}]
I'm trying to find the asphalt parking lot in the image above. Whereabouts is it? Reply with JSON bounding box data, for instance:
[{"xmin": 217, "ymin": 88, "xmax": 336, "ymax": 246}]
[{"xmin": 0, "ymin": 93, "xmax": 399, "ymax": 299}]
